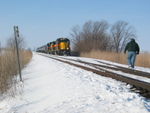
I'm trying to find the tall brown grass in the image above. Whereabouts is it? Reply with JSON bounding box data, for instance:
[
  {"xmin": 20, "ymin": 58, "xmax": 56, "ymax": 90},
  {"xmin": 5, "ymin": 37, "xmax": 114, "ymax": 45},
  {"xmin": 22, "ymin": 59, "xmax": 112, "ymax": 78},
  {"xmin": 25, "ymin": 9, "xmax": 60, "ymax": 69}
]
[
  {"xmin": 0, "ymin": 49, "xmax": 32, "ymax": 95},
  {"xmin": 80, "ymin": 50, "xmax": 150, "ymax": 68}
]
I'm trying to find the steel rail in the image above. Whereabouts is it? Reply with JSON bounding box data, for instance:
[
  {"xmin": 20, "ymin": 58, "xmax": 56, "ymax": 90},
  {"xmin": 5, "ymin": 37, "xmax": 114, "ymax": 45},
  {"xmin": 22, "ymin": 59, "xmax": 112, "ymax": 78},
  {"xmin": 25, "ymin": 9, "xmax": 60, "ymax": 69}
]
[{"xmin": 39, "ymin": 54, "xmax": 150, "ymax": 98}]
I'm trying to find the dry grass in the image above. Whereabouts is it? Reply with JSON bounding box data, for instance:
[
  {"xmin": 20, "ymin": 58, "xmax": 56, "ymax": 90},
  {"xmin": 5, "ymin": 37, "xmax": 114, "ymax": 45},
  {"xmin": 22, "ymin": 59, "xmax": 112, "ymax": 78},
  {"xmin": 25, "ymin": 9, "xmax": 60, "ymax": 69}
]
[
  {"xmin": 136, "ymin": 52, "xmax": 150, "ymax": 67},
  {"xmin": 0, "ymin": 49, "xmax": 32, "ymax": 95},
  {"xmin": 80, "ymin": 50, "xmax": 150, "ymax": 68}
]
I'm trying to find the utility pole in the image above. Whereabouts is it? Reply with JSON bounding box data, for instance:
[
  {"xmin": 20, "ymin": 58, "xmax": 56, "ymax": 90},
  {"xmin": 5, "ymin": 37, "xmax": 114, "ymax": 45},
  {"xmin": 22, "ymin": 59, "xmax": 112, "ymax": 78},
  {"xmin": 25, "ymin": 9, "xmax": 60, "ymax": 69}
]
[{"xmin": 14, "ymin": 26, "xmax": 22, "ymax": 81}]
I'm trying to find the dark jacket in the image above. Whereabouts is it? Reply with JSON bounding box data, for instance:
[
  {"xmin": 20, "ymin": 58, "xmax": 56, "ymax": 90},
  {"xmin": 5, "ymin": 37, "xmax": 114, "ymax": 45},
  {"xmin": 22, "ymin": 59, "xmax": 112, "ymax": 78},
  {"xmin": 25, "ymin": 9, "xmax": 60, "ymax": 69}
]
[{"xmin": 124, "ymin": 39, "xmax": 140, "ymax": 54}]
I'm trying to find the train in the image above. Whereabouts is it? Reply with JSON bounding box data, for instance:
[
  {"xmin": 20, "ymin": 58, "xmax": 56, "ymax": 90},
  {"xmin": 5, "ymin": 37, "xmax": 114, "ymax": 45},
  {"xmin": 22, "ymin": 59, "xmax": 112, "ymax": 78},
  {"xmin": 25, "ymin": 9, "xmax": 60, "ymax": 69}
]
[{"xmin": 36, "ymin": 38, "xmax": 71, "ymax": 56}]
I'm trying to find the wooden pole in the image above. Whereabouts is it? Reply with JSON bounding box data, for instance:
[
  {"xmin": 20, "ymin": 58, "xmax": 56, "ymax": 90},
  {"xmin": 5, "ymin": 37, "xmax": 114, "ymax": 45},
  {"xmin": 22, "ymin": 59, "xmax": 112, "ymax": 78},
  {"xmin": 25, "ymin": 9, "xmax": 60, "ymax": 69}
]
[{"xmin": 14, "ymin": 26, "xmax": 22, "ymax": 81}]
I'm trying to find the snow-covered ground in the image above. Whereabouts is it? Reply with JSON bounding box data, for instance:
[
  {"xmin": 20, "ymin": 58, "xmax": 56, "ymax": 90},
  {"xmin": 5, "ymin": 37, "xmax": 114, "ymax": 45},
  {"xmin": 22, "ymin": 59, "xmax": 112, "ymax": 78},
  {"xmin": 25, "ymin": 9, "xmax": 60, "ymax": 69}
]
[
  {"xmin": 0, "ymin": 53, "xmax": 150, "ymax": 113},
  {"xmin": 58, "ymin": 55, "xmax": 150, "ymax": 73},
  {"xmin": 43, "ymin": 53, "xmax": 150, "ymax": 83}
]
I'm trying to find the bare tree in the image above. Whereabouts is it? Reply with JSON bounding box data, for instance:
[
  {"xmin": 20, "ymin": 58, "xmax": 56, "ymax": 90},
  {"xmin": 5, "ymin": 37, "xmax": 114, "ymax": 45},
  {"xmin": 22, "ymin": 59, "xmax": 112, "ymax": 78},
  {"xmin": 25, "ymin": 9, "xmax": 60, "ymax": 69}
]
[
  {"xmin": 71, "ymin": 20, "xmax": 111, "ymax": 53},
  {"xmin": 110, "ymin": 21, "xmax": 136, "ymax": 53},
  {"xmin": 7, "ymin": 35, "xmax": 25, "ymax": 50},
  {"xmin": 70, "ymin": 25, "xmax": 81, "ymax": 52}
]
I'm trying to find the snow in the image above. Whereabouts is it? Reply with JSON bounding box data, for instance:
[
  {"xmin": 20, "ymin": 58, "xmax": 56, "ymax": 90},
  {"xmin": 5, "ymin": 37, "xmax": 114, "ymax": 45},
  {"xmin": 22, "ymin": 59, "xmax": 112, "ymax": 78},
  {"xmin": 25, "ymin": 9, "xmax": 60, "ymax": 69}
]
[
  {"xmin": 0, "ymin": 53, "xmax": 150, "ymax": 113},
  {"xmin": 101, "ymin": 67, "xmax": 150, "ymax": 83},
  {"xmin": 43, "ymin": 54, "xmax": 150, "ymax": 83},
  {"xmin": 59, "ymin": 55, "xmax": 150, "ymax": 73}
]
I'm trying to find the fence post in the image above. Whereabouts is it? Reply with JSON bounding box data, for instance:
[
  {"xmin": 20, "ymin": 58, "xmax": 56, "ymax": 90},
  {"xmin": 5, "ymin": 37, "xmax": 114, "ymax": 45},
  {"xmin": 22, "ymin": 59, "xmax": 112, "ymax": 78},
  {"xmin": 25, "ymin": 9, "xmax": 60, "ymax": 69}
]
[{"xmin": 14, "ymin": 26, "xmax": 22, "ymax": 81}]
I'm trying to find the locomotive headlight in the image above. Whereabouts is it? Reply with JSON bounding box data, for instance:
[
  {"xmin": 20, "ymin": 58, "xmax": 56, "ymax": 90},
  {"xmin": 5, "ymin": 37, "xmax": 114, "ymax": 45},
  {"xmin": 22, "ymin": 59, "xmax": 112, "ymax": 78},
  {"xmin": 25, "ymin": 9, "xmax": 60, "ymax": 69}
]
[{"xmin": 67, "ymin": 48, "xmax": 69, "ymax": 50}]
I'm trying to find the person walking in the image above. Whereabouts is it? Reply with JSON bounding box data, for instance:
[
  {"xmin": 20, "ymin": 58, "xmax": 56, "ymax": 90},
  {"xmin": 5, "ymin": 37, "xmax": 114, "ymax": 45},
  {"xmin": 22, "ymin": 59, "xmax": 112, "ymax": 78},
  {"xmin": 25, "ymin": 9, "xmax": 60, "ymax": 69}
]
[{"xmin": 124, "ymin": 38, "xmax": 140, "ymax": 68}]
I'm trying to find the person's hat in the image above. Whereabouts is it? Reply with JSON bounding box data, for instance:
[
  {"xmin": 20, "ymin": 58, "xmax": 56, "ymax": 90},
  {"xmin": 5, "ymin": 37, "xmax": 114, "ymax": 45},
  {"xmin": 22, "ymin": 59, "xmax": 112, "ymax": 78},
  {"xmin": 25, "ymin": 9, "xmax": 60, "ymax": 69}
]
[{"xmin": 131, "ymin": 38, "xmax": 135, "ymax": 41}]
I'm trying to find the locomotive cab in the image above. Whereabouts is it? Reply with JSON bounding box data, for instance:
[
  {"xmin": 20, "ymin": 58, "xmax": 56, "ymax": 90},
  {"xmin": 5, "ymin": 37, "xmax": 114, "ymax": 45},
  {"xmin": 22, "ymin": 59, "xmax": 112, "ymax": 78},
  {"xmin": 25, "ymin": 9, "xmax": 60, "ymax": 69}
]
[{"xmin": 56, "ymin": 38, "xmax": 70, "ymax": 55}]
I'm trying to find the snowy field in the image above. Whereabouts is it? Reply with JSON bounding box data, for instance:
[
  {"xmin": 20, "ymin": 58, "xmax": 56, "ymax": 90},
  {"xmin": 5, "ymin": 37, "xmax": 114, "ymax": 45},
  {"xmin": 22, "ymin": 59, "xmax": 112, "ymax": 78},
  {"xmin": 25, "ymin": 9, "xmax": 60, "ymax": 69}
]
[{"xmin": 0, "ymin": 53, "xmax": 149, "ymax": 113}]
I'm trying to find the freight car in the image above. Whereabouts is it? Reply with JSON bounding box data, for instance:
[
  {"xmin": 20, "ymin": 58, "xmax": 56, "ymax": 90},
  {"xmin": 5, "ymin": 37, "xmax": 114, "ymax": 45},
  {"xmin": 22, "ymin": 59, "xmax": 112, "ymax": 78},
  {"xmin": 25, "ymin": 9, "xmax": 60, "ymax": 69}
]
[
  {"xmin": 36, "ymin": 45, "xmax": 47, "ymax": 53},
  {"xmin": 37, "ymin": 38, "xmax": 71, "ymax": 56}
]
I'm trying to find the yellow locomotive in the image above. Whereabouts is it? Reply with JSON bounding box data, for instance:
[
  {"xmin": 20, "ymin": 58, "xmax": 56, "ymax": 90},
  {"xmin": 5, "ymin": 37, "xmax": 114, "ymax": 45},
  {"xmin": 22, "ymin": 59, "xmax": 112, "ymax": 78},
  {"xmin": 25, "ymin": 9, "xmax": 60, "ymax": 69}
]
[{"xmin": 47, "ymin": 38, "xmax": 70, "ymax": 55}]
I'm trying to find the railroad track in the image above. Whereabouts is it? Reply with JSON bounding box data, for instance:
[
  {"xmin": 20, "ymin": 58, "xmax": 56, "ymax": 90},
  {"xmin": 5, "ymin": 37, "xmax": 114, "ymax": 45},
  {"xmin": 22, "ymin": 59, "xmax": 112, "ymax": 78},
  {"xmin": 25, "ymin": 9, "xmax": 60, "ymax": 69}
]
[
  {"xmin": 57, "ymin": 57, "xmax": 150, "ymax": 79},
  {"xmin": 39, "ymin": 53, "xmax": 150, "ymax": 99}
]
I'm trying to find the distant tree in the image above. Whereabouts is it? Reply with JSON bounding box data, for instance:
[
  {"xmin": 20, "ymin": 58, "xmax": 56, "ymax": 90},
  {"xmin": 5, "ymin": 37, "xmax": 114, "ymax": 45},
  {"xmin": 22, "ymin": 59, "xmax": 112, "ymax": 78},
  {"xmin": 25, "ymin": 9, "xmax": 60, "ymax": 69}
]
[
  {"xmin": 7, "ymin": 35, "xmax": 25, "ymax": 50},
  {"xmin": 27, "ymin": 48, "xmax": 32, "ymax": 51},
  {"xmin": 70, "ymin": 25, "xmax": 81, "ymax": 52},
  {"xmin": 110, "ymin": 21, "xmax": 136, "ymax": 53},
  {"xmin": 71, "ymin": 20, "xmax": 111, "ymax": 53}
]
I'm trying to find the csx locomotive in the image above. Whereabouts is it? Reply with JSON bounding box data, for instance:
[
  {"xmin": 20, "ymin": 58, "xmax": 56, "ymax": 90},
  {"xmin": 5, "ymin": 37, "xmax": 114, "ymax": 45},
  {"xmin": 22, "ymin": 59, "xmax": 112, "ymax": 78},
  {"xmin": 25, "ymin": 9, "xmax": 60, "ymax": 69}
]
[{"xmin": 36, "ymin": 38, "xmax": 71, "ymax": 56}]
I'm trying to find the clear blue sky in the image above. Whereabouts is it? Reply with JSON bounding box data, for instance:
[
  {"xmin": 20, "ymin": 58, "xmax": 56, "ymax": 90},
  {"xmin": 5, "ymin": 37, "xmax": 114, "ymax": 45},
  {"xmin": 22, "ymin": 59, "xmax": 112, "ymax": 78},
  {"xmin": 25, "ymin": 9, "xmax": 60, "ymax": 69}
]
[{"xmin": 0, "ymin": 0, "xmax": 150, "ymax": 51}]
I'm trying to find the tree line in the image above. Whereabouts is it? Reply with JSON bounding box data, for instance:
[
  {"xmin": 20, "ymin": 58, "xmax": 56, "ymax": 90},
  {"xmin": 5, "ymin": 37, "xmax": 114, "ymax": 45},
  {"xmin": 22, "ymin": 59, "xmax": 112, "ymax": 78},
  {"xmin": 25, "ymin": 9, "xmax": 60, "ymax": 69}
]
[{"xmin": 70, "ymin": 20, "xmax": 136, "ymax": 54}]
